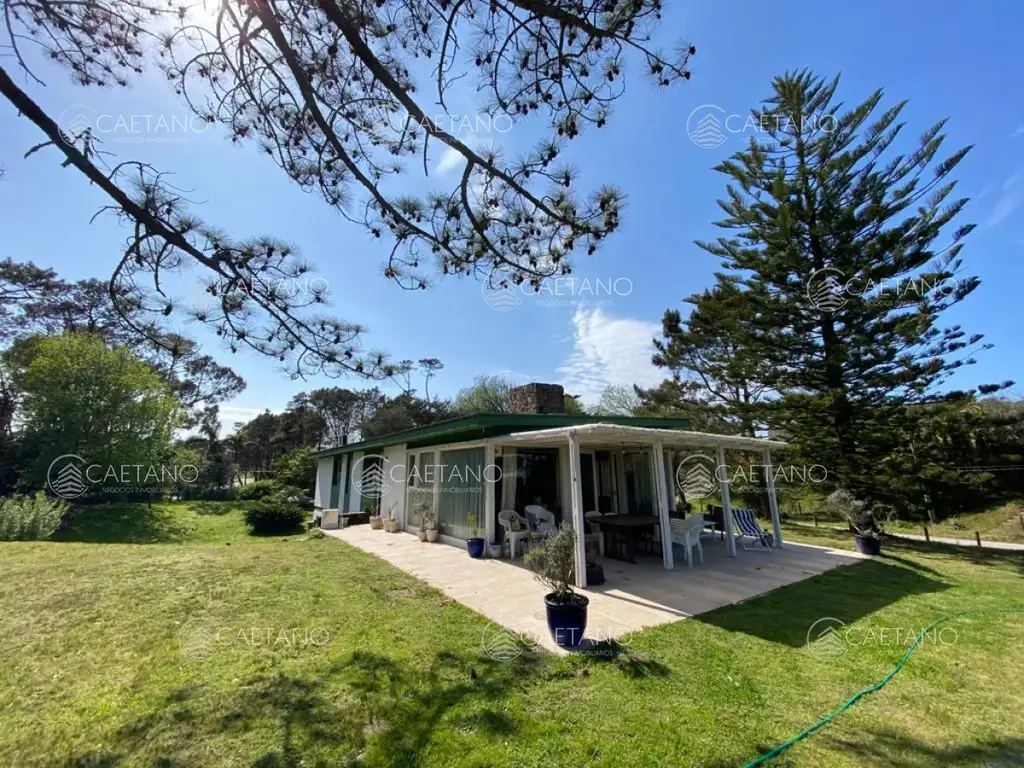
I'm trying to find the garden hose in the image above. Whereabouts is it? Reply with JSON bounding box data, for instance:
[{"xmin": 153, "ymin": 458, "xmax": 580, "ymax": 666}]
[{"xmin": 744, "ymin": 608, "xmax": 1024, "ymax": 767}]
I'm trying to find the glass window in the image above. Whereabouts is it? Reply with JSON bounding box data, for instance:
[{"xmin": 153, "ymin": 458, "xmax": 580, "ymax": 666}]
[
  {"xmin": 438, "ymin": 448, "xmax": 484, "ymax": 539},
  {"xmin": 405, "ymin": 451, "xmax": 435, "ymax": 528}
]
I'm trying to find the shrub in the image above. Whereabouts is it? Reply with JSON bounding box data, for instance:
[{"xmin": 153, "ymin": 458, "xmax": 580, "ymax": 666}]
[
  {"xmin": 243, "ymin": 486, "xmax": 310, "ymax": 535},
  {"xmin": 0, "ymin": 492, "xmax": 69, "ymax": 541},
  {"xmin": 233, "ymin": 479, "xmax": 278, "ymax": 501},
  {"xmin": 523, "ymin": 523, "xmax": 580, "ymax": 604}
]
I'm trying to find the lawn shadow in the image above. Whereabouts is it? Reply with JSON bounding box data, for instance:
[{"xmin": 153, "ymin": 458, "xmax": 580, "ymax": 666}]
[
  {"xmin": 568, "ymin": 640, "xmax": 672, "ymax": 679},
  {"xmin": 53, "ymin": 503, "xmax": 196, "ymax": 544},
  {"xmin": 821, "ymin": 725, "xmax": 1024, "ymax": 767},
  {"xmin": 695, "ymin": 558, "xmax": 952, "ymax": 647},
  {"xmin": 188, "ymin": 501, "xmax": 238, "ymax": 516},
  {"xmin": 64, "ymin": 646, "xmax": 543, "ymax": 766}
]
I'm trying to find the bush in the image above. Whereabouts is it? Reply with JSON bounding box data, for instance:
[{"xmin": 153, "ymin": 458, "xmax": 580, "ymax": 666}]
[
  {"xmin": 0, "ymin": 492, "xmax": 69, "ymax": 541},
  {"xmin": 233, "ymin": 479, "xmax": 278, "ymax": 501},
  {"xmin": 243, "ymin": 486, "xmax": 310, "ymax": 535}
]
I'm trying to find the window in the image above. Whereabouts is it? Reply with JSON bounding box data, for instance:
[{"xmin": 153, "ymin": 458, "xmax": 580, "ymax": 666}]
[
  {"xmin": 405, "ymin": 450, "xmax": 435, "ymax": 528},
  {"xmin": 437, "ymin": 448, "xmax": 485, "ymax": 539}
]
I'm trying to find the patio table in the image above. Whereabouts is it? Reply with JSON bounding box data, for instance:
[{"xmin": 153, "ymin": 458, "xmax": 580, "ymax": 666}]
[{"xmin": 592, "ymin": 515, "xmax": 661, "ymax": 564}]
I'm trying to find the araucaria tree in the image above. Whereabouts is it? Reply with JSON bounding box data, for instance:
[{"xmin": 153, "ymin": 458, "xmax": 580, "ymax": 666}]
[
  {"xmin": 696, "ymin": 71, "xmax": 1010, "ymax": 509},
  {"xmin": 1, "ymin": 0, "xmax": 693, "ymax": 377}
]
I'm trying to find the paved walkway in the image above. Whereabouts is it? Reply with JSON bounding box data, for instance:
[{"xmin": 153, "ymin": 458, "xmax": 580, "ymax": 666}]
[
  {"xmin": 325, "ymin": 526, "xmax": 866, "ymax": 653},
  {"xmin": 888, "ymin": 531, "xmax": 1024, "ymax": 552}
]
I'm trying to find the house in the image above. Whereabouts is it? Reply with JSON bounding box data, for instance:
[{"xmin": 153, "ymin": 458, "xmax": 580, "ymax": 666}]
[{"xmin": 312, "ymin": 383, "xmax": 786, "ymax": 587}]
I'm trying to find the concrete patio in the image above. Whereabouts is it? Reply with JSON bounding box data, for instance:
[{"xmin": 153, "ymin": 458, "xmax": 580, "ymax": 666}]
[{"xmin": 325, "ymin": 525, "xmax": 867, "ymax": 653}]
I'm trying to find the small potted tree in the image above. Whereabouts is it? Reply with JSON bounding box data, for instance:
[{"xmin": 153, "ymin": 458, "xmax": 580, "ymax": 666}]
[
  {"xmin": 368, "ymin": 504, "xmax": 383, "ymax": 530},
  {"xmin": 423, "ymin": 509, "xmax": 440, "ymax": 543},
  {"xmin": 384, "ymin": 503, "xmax": 401, "ymax": 533},
  {"xmin": 416, "ymin": 504, "xmax": 433, "ymax": 541},
  {"xmin": 826, "ymin": 489, "xmax": 888, "ymax": 555},
  {"xmin": 465, "ymin": 511, "xmax": 485, "ymax": 558},
  {"xmin": 523, "ymin": 523, "xmax": 589, "ymax": 649}
]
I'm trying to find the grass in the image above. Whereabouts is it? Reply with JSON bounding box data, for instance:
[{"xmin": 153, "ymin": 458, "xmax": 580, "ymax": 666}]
[
  {"xmin": 1, "ymin": 502, "xmax": 1023, "ymax": 766},
  {"xmin": 887, "ymin": 500, "xmax": 1024, "ymax": 544}
]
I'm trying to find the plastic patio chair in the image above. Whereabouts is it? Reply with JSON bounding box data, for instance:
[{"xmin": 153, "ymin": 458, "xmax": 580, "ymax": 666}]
[
  {"xmin": 525, "ymin": 504, "xmax": 556, "ymax": 534},
  {"xmin": 669, "ymin": 514, "xmax": 704, "ymax": 567},
  {"xmin": 584, "ymin": 510, "xmax": 605, "ymax": 557},
  {"xmin": 498, "ymin": 509, "xmax": 531, "ymax": 558}
]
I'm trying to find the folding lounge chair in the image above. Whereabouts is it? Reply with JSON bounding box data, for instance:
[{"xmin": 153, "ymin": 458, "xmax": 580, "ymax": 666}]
[{"xmin": 733, "ymin": 507, "xmax": 774, "ymax": 551}]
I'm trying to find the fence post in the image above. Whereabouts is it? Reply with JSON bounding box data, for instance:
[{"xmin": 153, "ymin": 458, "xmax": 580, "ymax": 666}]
[
  {"xmin": 975, "ymin": 531, "xmax": 982, "ymax": 548},
  {"xmin": 923, "ymin": 526, "xmax": 929, "ymax": 543}
]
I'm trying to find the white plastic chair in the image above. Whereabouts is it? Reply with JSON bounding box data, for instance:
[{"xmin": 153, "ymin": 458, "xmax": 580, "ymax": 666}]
[
  {"xmin": 669, "ymin": 515, "xmax": 705, "ymax": 568},
  {"xmin": 525, "ymin": 504, "xmax": 556, "ymax": 534},
  {"xmin": 584, "ymin": 510, "xmax": 605, "ymax": 557},
  {"xmin": 498, "ymin": 509, "xmax": 531, "ymax": 558}
]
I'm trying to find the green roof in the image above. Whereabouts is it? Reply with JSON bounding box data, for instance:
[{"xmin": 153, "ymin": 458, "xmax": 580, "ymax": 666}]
[{"xmin": 311, "ymin": 413, "xmax": 691, "ymax": 458}]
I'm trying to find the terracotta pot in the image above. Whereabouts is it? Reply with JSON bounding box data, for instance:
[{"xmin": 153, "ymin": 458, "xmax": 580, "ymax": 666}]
[{"xmin": 369, "ymin": 516, "xmax": 383, "ymax": 530}]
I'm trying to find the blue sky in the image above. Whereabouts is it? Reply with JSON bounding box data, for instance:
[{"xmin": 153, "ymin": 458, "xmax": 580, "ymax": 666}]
[{"xmin": 2, "ymin": 0, "xmax": 1022, "ymax": 432}]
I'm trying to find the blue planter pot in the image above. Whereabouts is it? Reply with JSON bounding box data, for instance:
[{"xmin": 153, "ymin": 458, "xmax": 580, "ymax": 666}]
[
  {"xmin": 544, "ymin": 593, "xmax": 590, "ymax": 649},
  {"xmin": 466, "ymin": 537, "xmax": 486, "ymax": 558},
  {"xmin": 854, "ymin": 535, "xmax": 881, "ymax": 556}
]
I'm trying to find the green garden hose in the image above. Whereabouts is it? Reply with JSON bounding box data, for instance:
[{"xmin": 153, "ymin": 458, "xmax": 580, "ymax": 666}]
[{"xmin": 745, "ymin": 608, "xmax": 1024, "ymax": 767}]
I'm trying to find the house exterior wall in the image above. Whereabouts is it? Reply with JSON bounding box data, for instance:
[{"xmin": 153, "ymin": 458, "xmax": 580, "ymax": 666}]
[
  {"xmin": 314, "ymin": 457, "xmax": 333, "ymax": 510},
  {"xmin": 379, "ymin": 444, "xmax": 407, "ymax": 526}
]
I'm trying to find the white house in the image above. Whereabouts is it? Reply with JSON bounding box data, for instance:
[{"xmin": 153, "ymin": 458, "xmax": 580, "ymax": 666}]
[{"xmin": 313, "ymin": 383, "xmax": 786, "ymax": 587}]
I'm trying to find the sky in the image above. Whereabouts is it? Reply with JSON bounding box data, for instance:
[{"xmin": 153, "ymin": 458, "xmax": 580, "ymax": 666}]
[{"xmin": 2, "ymin": 0, "xmax": 1022, "ymax": 434}]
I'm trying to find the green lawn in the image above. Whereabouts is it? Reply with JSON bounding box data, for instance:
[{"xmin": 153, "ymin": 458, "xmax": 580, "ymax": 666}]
[
  {"xmin": 887, "ymin": 500, "xmax": 1024, "ymax": 544},
  {"xmin": 2, "ymin": 503, "xmax": 1023, "ymax": 766}
]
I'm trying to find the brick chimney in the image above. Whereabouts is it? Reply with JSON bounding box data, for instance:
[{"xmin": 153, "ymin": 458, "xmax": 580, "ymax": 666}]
[{"xmin": 509, "ymin": 383, "xmax": 565, "ymax": 414}]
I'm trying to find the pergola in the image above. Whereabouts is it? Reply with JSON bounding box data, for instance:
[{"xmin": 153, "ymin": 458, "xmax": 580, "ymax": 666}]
[{"xmin": 494, "ymin": 423, "xmax": 788, "ymax": 587}]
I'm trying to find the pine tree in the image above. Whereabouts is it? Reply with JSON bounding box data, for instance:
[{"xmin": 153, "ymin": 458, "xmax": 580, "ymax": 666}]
[{"xmin": 695, "ymin": 70, "xmax": 1010, "ymax": 507}]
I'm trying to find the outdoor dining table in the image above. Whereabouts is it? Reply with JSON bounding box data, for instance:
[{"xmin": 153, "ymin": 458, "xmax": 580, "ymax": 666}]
[{"xmin": 591, "ymin": 515, "xmax": 661, "ymax": 564}]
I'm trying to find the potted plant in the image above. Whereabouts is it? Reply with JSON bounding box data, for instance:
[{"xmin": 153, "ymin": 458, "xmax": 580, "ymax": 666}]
[
  {"xmin": 415, "ymin": 504, "xmax": 431, "ymax": 541},
  {"xmin": 826, "ymin": 489, "xmax": 887, "ymax": 555},
  {"xmin": 465, "ymin": 511, "xmax": 485, "ymax": 558},
  {"xmin": 524, "ymin": 523, "xmax": 588, "ymax": 648},
  {"xmin": 368, "ymin": 506, "xmax": 383, "ymax": 530},
  {"xmin": 384, "ymin": 503, "xmax": 401, "ymax": 533},
  {"xmin": 422, "ymin": 509, "xmax": 440, "ymax": 542}
]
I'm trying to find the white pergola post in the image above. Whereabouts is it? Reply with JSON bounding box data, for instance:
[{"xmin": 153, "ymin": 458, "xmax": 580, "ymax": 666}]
[
  {"xmin": 483, "ymin": 441, "xmax": 496, "ymax": 546},
  {"xmin": 567, "ymin": 431, "xmax": 588, "ymax": 588},
  {"xmin": 763, "ymin": 447, "xmax": 783, "ymax": 548},
  {"xmin": 716, "ymin": 445, "xmax": 736, "ymax": 557},
  {"xmin": 665, "ymin": 450, "xmax": 676, "ymax": 515},
  {"xmin": 653, "ymin": 441, "xmax": 674, "ymax": 570}
]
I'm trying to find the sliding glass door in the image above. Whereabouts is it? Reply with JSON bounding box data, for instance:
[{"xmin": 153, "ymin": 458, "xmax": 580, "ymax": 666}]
[{"xmin": 438, "ymin": 447, "xmax": 485, "ymax": 539}]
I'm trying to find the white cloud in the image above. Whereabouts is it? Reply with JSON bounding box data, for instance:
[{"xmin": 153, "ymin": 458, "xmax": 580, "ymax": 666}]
[
  {"xmin": 555, "ymin": 308, "xmax": 664, "ymax": 403},
  {"xmin": 218, "ymin": 405, "xmax": 278, "ymax": 435},
  {"xmin": 1010, "ymin": 125, "xmax": 1024, "ymax": 139},
  {"xmin": 985, "ymin": 172, "xmax": 1022, "ymax": 228},
  {"xmin": 435, "ymin": 146, "xmax": 464, "ymax": 174}
]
